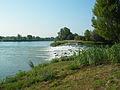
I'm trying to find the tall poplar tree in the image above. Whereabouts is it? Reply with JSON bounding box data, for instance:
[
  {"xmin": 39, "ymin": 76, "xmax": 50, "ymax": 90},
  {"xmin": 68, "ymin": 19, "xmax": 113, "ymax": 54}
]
[{"xmin": 92, "ymin": 0, "xmax": 120, "ymax": 43}]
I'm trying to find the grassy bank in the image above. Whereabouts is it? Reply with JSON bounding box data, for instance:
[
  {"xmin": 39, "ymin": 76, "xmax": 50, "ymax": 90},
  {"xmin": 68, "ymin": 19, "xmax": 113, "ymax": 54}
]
[
  {"xmin": 0, "ymin": 62, "xmax": 120, "ymax": 90},
  {"xmin": 0, "ymin": 44, "xmax": 120, "ymax": 90},
  {"xmin": 50, "ymin": 40, "xmax": 108, "ymax": 47}
]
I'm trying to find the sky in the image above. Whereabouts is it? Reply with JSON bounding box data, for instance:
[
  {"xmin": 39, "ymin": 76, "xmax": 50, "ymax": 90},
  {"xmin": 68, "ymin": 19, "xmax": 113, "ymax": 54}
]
[{"xmin": 0, "ymin": 0, "xmax": 96, "ymax": 37}]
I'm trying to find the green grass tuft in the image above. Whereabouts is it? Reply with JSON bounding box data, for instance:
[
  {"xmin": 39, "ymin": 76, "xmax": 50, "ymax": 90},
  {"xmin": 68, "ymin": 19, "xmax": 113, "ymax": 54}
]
[{"xmin": 66, "ymin": 64, "xmax": 80, "ymax": 70}]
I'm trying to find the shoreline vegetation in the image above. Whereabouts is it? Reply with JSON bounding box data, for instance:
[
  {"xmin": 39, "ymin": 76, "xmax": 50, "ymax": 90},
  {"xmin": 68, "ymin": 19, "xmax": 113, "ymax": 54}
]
[
  {"xmin": 0, "ymin": 43, "xmax": 120, "ymax": 89},
  {"xmin": 0, "ymin": 34, "xmax": 54, "ymax": 42},
  {"xmin": 50, "ymin": 40, "xmax": 111, "ymax": 47},
  {"xmin": 0, "ymin": 0, "xmax": 120, "ymax": 89}
]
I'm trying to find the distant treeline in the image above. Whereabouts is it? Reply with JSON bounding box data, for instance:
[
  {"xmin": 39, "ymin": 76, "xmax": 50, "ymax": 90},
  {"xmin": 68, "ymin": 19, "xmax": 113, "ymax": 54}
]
[{"xmin": 0, "ymin": 34, "xmax": 54, "ymax": 41}]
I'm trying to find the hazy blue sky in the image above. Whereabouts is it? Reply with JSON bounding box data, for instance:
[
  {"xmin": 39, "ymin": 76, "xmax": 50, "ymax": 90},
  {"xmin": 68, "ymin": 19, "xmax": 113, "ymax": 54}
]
[{"xmin": 0, "ymin": 0, "xmax": 96, "ymax": 37}]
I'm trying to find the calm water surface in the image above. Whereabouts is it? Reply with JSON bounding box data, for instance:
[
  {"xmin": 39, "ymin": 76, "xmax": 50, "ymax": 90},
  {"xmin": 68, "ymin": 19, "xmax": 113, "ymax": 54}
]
[{"xmin": 0, "ymin": 41, "xmax": 52, "ymax": 79}]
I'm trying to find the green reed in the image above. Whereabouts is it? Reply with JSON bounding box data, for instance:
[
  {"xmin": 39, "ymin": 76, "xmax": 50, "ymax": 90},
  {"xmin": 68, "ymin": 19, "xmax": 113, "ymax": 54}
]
[{"xmin": 75, "ymin": 44, "xmax": 120, "ymax": 66}]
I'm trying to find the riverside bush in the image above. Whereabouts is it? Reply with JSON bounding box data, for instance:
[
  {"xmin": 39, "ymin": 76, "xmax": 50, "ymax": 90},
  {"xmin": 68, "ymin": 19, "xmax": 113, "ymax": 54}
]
[{"xmin": 75, "ymin": 44, "xmax": 120, "ymax": 66}]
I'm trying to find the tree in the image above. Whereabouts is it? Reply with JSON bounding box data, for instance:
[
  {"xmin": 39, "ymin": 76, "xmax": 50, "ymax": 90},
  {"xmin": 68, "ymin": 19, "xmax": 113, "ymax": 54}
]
[
  {"xmin": 73, "ymin": 33, "xmax": 80, "ymax": 40},
  {"xmin": 27, "ymin": 35, "xmax": 33, "ymax": 40},
  {"xmin": 57, "ymin": 27, "xmax": 74, "ymax": 40},
  {"xmin": 84, "ymin": 30, "xmax": 92, "ymax": 41},
  {"xmin": 90, "ymin": 30, "xmax": 105, "ymax": 42},
  {"xmin": 92, "ymin": 0, "xmax": 120, "ymax": 43},
  {"xmin": 0, "ymin": 36, "xmax": 3, "ymax": 40},
  {"xmin": 17, "ymin": 34, "xmax": 22, "ymax": 40},
  {"xmin": 66, "ymin": 34, "xmax": 74, "ymax": 40},
  {"xmin": 36, "ymin": 36, "xmax": 41, "ymax": 40}
]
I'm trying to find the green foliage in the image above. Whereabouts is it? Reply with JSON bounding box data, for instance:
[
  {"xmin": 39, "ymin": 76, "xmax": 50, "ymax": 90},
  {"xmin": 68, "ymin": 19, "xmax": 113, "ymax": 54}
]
[
  {"xmin": 50, "ymin": 41, "xmax": 65, "ymax": 46},
  {"xmin": 56, "ymin": 27, "xmax": 74, "ymax": 40},
  {"xmin": 84, "ymin": 29, "xmax": 106, "ymax": 42},
  {"xmin": 0, "ymin": 34, "xmax": 54, "ymax": 41},
  {"xmin": 37, "ymin": 63, "xmax": 49, "ymax": 68},
  {"xmin": 0, "ymin": 71, "xmax": 27, "ymax": 85},
  {"xmin": 94, "ymin": 80, "xmax": 106, "ymax": 86},
  {"xmin": 107, "ymin": 44, "xmax": 120, "ymax": 63},
  {"xmin": 51, "ymin": 43, "xmax": 120, "ymax": 67},
  {"xmin": 40, "ymin": 70, "xmax": 56, "ymax": 81},
  {"xmin": 52, "ymin": 44, "xmax": 120, "ymax": 69},
  {"xmin": 27, "ymin": 35, "xmax": 33, "ymax": 40},
  {"xmin": 0, "ymin": 55, "xmax": 120, "ymax": 89},
  {"xmin": 75, "ymin": 44, "xmax": 120, "ymax": 66},
  {"xmin": 50, "ymin": 40, "xmax": 100, "ymax": 47},
  {"xmin": 51, "ymin": 58, "xmax": 60, "ymax": 63},
  {"xmin": 73, "ymin": 33, "xmax": 85, "ymax": 41},
  {"xmin": 111, "ymin": 70, "xmax": 120, "ymax": 78},
  {"xmin": 90, "ymin": 30, "xmax": 105, "ymax": 42},
  {"xmin": 66, "ymin": 64, "xmax": 80, "ymax": 70},
  {"xmin": 84, "ymin": 30, "xmax": 92, "ymax": 41},
  {"xmin": 92, "ymin": 0, "xmax": 120, "ymax": 43},
  {"xmin": 51, "ymin": 56, "xmax": 75, "ymax": 63},
  {"xmin": 49, "ymin": 80, "xmax": 61, "ymax": 87},
  {"xmin": 73, "ymin": 33, "xmax": 81, "ymax": 40},
  {"xmin": 0, "ymin": 68, "xmax": 56, "ymax": 89}
]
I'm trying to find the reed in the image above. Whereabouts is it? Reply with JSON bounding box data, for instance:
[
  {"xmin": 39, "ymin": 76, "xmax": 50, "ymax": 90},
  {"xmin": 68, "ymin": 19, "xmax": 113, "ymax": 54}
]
[
  {"xmin": 28, "ymin": 60, "xmax": 34, "ymax": 68},
  {"xmin": 75, "ymin": 44, "xmax": 120, "ymax": 66}
]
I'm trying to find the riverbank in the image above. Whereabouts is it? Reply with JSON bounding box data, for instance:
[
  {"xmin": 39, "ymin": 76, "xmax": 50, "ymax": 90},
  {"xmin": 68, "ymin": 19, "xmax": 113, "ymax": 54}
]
[
  {"xmin": 0, "ymin": 61, "xmax": 120, "ymax": 90},
  {"xmin": 50, "ymin": 40, "xmax": 109, "ymax": 47},
  {"xmin": 0, "ymin": 43, "xmax": 120, "ymax": 89}
]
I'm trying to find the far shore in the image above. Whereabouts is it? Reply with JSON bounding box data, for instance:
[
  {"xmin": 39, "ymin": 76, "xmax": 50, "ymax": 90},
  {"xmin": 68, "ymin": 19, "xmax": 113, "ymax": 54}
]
[{"xmin": 0, "ymin": 40, "xmax": 53, "ymax": 42}]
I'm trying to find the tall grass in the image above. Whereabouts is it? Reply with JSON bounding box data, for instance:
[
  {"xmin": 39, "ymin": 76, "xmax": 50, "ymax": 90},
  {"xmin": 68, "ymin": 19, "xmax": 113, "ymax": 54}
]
[
  {"xmin": 50, "ymin": 44, "xmax": 120, "ymax": 69},
  {"xmin": 28, "ymin": 60, "xmax": 34, "ymax": 68},
  {"xmin": 75, "ymin": 44, "xmax": 120, "ymax": 66},
  {"xmin": 0, "ymin": 68, "xmax": 56, "ymax": 89}
]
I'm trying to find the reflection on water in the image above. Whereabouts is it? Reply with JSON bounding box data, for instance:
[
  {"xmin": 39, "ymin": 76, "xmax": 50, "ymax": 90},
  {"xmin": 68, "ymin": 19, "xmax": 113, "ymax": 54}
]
[{"xmin": 0, "ymin": 41, "xmax": 52, "ymax": 79}]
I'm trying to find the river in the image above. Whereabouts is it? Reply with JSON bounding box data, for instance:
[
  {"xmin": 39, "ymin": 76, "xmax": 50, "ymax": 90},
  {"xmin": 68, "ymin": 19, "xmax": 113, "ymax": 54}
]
[
  {"xmin": 0, "ymin": 41, "xmax": 87, "ymax": 79},
  {"xmin": 0, "ymin": 41, "xmax": 52, "ymax": 79}
]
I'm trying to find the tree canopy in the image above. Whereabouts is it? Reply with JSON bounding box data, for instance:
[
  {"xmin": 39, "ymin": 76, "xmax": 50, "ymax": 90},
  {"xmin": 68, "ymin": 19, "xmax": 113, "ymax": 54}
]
[
  {"xmin": 92, "ymin": 0, "xmax": 120, "ymax": 43},
  {"xmin": 56, "ymin": 27, "xmax": 74, "ymax": 40},
  {"xmin": 84, "ymin": 30, "xmax": 92, "ymax": 41}
]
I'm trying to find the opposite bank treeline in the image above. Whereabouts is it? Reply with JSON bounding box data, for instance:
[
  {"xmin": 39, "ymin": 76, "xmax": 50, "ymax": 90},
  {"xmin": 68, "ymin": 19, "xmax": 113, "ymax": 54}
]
[{"xmin": 0, "ymin": 34, "xmax": 54, "ymax": 41}]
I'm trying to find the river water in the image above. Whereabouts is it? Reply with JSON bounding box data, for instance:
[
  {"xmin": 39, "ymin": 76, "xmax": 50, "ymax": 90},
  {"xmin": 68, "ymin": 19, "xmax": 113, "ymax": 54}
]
[
  {"xmin": 0, "ymin": 41, "xmax": 52, "ymax": 79},
  {"xmin": 0, "ymin": 41, "xmax": 87, "ymax": 79}
]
